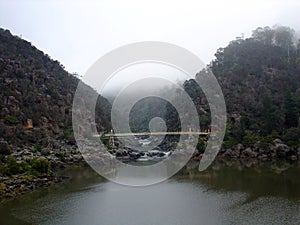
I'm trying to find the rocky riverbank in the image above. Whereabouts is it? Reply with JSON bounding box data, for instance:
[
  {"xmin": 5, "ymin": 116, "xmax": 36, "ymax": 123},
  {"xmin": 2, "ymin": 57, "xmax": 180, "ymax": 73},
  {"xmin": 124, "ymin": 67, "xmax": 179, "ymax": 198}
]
[
  {"xmin": 11, "ymin": 141, "xmax": 84, "ymax": 168},
  {"xmin": 193, "ymin": 138, "xmax": 300, "ymax": 161},
  {"xmin": 1, "ymin": 136, "xmax": 299, "ymax": 201},
  {"xmin": 0, "ymin": 174, "xmax": 67, "ymax": 199},
  {"xmin": 0, "ymin": 138, "xmax": 85, "ymax": 202}
]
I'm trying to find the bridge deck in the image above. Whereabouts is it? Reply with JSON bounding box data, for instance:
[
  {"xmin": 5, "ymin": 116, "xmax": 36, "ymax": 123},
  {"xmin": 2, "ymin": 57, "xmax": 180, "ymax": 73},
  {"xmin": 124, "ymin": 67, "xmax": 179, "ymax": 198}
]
[{"xmin": 97, "ymin": 131, "xmax": 209, "ymax": 137}]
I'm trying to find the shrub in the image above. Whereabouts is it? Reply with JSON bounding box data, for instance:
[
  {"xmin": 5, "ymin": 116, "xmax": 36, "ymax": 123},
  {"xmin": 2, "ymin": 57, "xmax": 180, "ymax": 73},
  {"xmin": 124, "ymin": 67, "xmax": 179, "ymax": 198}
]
[
  {"xmin": 0, "ymin": 141, "xmax": 11, "ymax": 156},
  {"xmin": 4, "ymin": 155, "xmax": 31, "ymax": 176},
  {"xmin": 259, "ymin": 136, "xmax": 273, "ymax": 150},
  {"xmin": 33, "ymin": 144, "xmax": 42, "ymax": 152},
  {"xmin": 242, "ymin": 135, "xmax": 260, "ymax": 147},
  {"xmin": 0, "ymin": 183, "xmax": 6, "ymax": 194},
  {"xmin": 55, "ymin": 152, "xmax": 65, "ymax": 160},
  {"xmin": 4, "ymin": 115, "xmax": 19, "ymax": 125},
  {"xmin": 222, "ymin": 137, "xmax": 238, "ymax": 149},
  {"xmin": 196, "ymin": 139, "xmax": 206, "ymax": 153},
  {"xmin": 63, "ymin": 126, "xmax": 73, "ymax": 138},
  {"xmin": 31, "ymin": 158, "xmax": 50, "ymax": 174},
  {"xmin": 7, "ymin": 155, "xmax": 20, "ymax": 174},
  {"xmin": 283, "ymin": 127, "xmax": 300, "ymax": 147},
  {"xmin": 0, "ymin": 161, "xmax": 6, "ymax": 176}
]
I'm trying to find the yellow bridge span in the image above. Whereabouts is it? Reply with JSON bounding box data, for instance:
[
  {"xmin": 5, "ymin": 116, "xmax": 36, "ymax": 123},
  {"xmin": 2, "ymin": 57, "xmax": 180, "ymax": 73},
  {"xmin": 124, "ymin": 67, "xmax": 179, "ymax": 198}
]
[{"xmin": 94, "ymin": 131, "xmax": 210, "ymax": 137}]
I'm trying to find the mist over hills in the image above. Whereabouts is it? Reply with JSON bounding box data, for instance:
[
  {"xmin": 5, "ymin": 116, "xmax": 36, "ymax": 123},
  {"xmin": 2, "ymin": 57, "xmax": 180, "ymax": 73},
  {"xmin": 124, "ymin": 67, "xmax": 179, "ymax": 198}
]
[
  {"xmin": 1, "ymin": 25, "xmax": 300, "ymax": 180},
  {"xmin": 198, "ymin": 26, "xmax": 300, "ymax": 154},
  {"xmin": 122, "ymin": 25, "xmax": 300, "ymax": 157}
]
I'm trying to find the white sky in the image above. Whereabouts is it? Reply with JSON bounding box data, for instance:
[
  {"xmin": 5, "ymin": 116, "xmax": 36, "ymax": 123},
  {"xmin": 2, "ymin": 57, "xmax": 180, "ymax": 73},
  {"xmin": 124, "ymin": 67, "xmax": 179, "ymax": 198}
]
[
  {"xmin": 0, "ymin": 0, "xmax": 300, "ymax": 76},
  {"xmin": 101, "ymin": 62, "xmax": 189, "ymax": 97}
]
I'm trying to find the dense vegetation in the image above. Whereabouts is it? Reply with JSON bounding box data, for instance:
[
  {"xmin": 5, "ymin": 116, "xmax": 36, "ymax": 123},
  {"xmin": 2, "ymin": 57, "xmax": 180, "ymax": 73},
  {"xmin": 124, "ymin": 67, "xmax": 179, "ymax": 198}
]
[
  {"xmin": 198, "ymin": 26, "xmax": 300, "ymax": 151},
  {"xmin": 125, "ymin": 26, "xmax": 300, "ymax": 156},
  {"xmin": 1, "ymin": 24, "xmax": 300, "ymax": 177},
  {"xmin": 0, "ymin": 28, "xmax": 111, "ymax": 178}
]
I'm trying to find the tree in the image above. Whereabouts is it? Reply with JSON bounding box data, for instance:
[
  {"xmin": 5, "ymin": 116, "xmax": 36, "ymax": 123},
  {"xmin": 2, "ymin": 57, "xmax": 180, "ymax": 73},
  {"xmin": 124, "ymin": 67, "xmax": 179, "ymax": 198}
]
[
  {"xmin": 274, "ymin": 26, "xmax": 295, "ymax": 48},
  {"xmin": 261, "ymin": 96, "xmax": 277, "ymax": 135},
  {"xmin": 252, "ymin": 26, "xmax": 275, "ymax": 45},
  {"xmin": 284, "ymin": 91, "xmax": 298, "ymax": 128},
  {"xmin": 297, "ymin": 39, "xmax": 300, "ymax": 70},
  {"xmin": 274, "ymin": 26, "xmax": 295, "ymax": 63}
]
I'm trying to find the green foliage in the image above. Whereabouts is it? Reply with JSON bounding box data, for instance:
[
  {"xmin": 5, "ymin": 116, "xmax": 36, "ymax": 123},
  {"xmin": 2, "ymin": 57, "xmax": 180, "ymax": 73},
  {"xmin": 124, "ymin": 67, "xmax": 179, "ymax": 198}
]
[
  {"xmin": 225, "ymin": 123, "xmax": 245, "ymax": 143},
  {"xmin": 208, "ymin": 25, "xmax": 300, "ymax": 148},
  {"xmin": 100, "ymin": 136, "xmax": 110, "ymax": 148},
  {"xmin": 284, "ymin": 91, "xmax": 298, "ymax": 128},
  {"xmin": 274, "ymin": 26, "xmax": 295, "ymax": 49},
  {"xmin": 294, "ymin": 88, "xmax": 300, "ymax": 107},
  {"xmin": 33, "ymin": 144, "xmax": 42, "ymax": 152},
  {"xmin": 0, "ymin": 161, "xmax": 6, "ymax": 176},
  {"xmin": 6, "ymin": 155, "xmax": 20, "ymax": 175},
  {"xmin": 30, "ymin": 158, "xmax": 50, "ymax": 174},
  {"xmin": 196, "ymin": 139, "xmax": 206, "ymax": 153},
  {"xmin": 259, "ymin": 136, "xmax": 273, "ymax": 151},
  {"xmin": 129, "ymin": 97, "xmax": 168, "ymax": 133},
  {"xmin": 283, "ymin": 127, "xmax": 300, "ymax": 147},
  {"xmin": 0, "ymin": 27, "xmax": 112, "ymax": 156},
  {"xmin": 222, "ymin": 136, "xmax": 238, "ymax": 149},
  {"xmin": 2, "ymin": 25, "xmax": 300, "ymax": 166},
  {"xmin": 4, "ymin": 115, "xmax": 19, "ymax": 125},
  {"xmin": 63, "ymin": 126, "xmax": 73, "ymax": 138},
  {"xmin": 0, "ymin": 143, "xmax": 11, "ymax": 156},
  {"xmin": 242, "ymin": 135, "xmax": 260, "ymax": 147},
  {"xmin": 0, "ymin": 182, "xmax": 6, "ymax": 194},
  {"xmin": 252, "ymin": 26, "xmax": 275, "ymax": 45},
  {"xmin": 20, "ymin": 174, "xmax": 34, "ymax": 182},
  {"xmin": 0, "ymin": 155, "xmax": 51, "ymax": 177},
  {"xmin": 55, "ymin": 152, "xmax": 65, "ymax": 160},
  {"xmin": 0, "ymin": 155, "xmax": 29, "ymax": 176},
  {"xmin": 200, "ymin": 115, "xmax": 211, "ymax": 129},
  {"xmin": 261, "ymin": 96, "xmax": 278, "ymax": 135}
]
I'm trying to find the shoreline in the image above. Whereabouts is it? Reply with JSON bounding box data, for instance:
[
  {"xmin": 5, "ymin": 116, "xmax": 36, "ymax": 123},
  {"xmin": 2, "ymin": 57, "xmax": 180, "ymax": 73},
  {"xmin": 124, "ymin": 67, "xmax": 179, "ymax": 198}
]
[
  {"xmin": 0, "ymin": 163, "xmax": 87, "ymax": 204},
  {"xmin": 2, "ymin": 155, "xmax": 300, "ymax": 202}
]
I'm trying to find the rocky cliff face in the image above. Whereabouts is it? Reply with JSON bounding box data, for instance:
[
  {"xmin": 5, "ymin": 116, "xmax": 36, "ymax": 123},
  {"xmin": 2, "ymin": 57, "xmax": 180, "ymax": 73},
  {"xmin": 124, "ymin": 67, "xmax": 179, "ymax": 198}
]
[{"xmin": 0, "ymin": 28, "xmax": 111, "ymax": 169}]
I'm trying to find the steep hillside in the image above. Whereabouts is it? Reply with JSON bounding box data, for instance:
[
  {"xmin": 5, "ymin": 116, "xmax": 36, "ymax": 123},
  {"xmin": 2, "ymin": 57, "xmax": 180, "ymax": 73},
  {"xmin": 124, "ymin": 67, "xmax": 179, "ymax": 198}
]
[
  {"xmin": 211, "ymin": 26, "xmax": 300, "ymax": 136},
  {"xmin": 195, "ymin": 26, "xmax": 300, "ymax": 157},
  {"xmin": 162, "ymin": 26, "xmax": 300, "ymax": 159},
  {"xmin": 0, "ymin": 28, "xmax": 111, "ymax": 178}
]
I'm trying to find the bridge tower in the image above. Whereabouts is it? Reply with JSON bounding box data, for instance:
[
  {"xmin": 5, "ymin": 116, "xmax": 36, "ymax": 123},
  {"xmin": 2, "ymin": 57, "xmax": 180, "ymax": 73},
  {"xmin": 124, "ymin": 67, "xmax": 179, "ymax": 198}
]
[{"xmin": 109, "ymin": 129, "xmax": 116, "ymax": 149}]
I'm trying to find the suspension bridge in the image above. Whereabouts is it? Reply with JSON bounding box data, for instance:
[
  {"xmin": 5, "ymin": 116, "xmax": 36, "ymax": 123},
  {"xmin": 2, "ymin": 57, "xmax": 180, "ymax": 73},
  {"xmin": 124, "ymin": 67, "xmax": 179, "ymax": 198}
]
[{"xmin": 94, "ymin": 128, "xmax": 210, "ymax": 148}]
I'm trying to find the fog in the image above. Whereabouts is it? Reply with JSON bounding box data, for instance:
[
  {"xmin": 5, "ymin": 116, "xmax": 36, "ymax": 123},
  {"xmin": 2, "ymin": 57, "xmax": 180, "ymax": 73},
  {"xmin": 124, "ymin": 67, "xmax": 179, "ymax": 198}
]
[
  {"xmin": 101, "ymin": 62, "xmax": 189, "ymax": 102},
  {"xmin": 1, "ymin": 0, "xmax": 300, "ymax": 78}
]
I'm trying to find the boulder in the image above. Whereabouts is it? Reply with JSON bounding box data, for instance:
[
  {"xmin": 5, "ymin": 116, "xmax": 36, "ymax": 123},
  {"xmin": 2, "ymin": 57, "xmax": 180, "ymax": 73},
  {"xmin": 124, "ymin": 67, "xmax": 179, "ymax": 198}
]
[
  {"xmin": 274, "ymin": 143, "xmax": 291, "ymax": 158},
  {"xmin": 0, "ymin": 140, "xmax": 11, "ymax": 155},
  {"xmin": 290, "ymin": 155, "xmax": 297, "ymax": 161},
  {"xmin": 225, "ymin": 144, "xmax": 244, "ymax": 158},
  {"xmin": 240, "ymin": 147, "xmax": 257, "ymax": 158},
  {"xmin": 1, "ymin": 107, "xmax": 10, "ymax": 116},
  {"xmin": 40, "ymin": 117, "xmax": 48, "ymax": 127},
  {"xmin": 253, "ymin": 141, "xmax": 262, "ymax": 153},
  {"xmin": 273, "ymin": 138, "xmax": 283, "ymax": 145}
]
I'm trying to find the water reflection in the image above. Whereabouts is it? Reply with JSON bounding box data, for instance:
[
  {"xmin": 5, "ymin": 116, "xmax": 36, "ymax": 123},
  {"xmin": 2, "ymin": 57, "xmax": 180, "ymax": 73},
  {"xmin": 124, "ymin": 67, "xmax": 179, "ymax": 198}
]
[
  {"xmin": 176, "ymin": 159, "xmax": 300, "ymax": 201},
  {"xmin": 1, "ymin": 160, "xmax": 300, "ymax": 225}
]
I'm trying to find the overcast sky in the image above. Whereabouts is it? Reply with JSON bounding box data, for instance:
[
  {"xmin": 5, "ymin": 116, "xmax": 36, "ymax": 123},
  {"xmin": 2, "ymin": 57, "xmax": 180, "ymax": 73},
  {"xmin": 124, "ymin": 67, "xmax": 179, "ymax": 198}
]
[{"xmin": 1, "ymin": 0, "xmax": 300, "ymax": 76}]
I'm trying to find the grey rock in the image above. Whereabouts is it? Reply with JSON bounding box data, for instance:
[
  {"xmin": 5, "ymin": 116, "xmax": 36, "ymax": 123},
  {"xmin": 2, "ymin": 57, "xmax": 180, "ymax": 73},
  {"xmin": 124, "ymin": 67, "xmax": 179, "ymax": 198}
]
[
  {"xmin": 274, "ymin": 143, "xmax": 290, "ymax": 158},
  {"xmin": 241, "ymin": 148, "xmax": 257, "ymax": 158}
]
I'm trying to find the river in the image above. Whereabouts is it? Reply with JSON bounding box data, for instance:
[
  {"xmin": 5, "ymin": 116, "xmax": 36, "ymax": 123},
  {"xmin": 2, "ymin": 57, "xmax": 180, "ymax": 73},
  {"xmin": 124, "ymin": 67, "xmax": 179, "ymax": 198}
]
[{"xmin": 1, "ymin": 160, "xmax": 300, "ymax": 225}]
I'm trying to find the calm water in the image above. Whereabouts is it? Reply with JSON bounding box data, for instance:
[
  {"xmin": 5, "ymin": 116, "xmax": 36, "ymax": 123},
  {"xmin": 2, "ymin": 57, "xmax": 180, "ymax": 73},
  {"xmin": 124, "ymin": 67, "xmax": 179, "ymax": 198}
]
[{"xmin": 1, "ymin": 160, "xmax": 300, "ymax": 225}]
